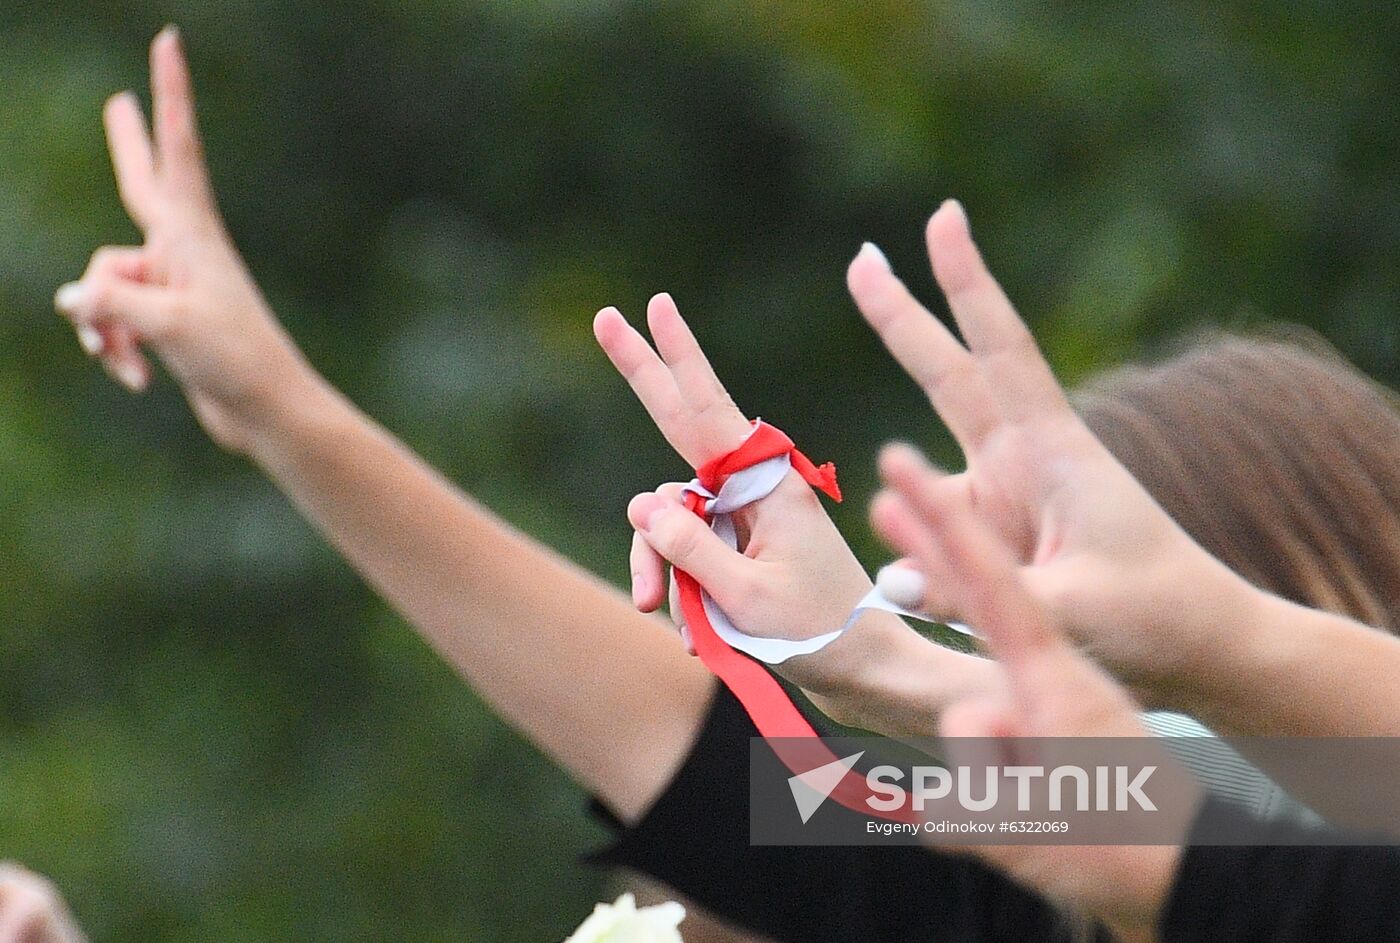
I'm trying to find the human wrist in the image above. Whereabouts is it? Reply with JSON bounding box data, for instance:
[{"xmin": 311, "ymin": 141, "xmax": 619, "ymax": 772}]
[
  {"xmin": 1156, "ymin": 558, "xmax": 1272, "ymax": 722},
  {"xmin": 800, "ymin": 611, "xmax": 979, "ymax": 736},
  {"xmin": 229, "ymin": 354, "xmax": 346, "ymax": 468},
  {"xmin": 786, "ymin": 608, "xmax": 905, "ymax": 729}
]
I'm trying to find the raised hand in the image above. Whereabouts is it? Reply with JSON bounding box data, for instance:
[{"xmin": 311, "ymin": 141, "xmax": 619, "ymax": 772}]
[
  {"xmin": 847, "ymin": 201, "xmax": 1259, "ymax": 707},
  {"xmin": 594, "ymin": 293, "xmax": 998, "ymax": 733},
  {"xmin": 594, "ymin": 293, "xmax": 870, "ymax": 632},
  {"xmin": 53, "ymin": 26, "xmax": 311, "ymax": 454},
  {"xmin": 869, "ymin": 454, "xmax": 1199, "ymax": 939}
]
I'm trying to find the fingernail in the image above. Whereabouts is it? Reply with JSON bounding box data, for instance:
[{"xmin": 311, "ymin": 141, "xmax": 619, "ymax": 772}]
[
  {"xmin": 54, "ymin": 282, "xmax": 86, "ymax": 314},
  {"xmin": 859, "ymin": 241, "xmax": 889, "ymax": 270},
  {"xmin": 942, "ymin": 199, "xmax": 968, "ymax": 229},
  {"xmin": 161, "ymin": 23, "xmax": 181, "ymax": 41},
  {"xmin": 876, "ymin": 563, "xmax": 927, "ymax": 609},
  {"xmin": 114, "ymin": 361, "xmax": 146, "ymax": 392},
  {"xmin": 76, "ymin": 324, "xmax": 105, "ymax": 356}
]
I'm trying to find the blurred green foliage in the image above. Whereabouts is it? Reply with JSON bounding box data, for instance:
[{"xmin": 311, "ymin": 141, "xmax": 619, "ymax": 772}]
[{"xmin": 2, "ymin": 1, "xmax": 1398, "ymax": 940}]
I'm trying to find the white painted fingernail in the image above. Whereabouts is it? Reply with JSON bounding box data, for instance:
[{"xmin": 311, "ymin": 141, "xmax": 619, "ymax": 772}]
[
  {"xmin": 876, "ymin": 563, "xmax": 927, "ymax": 609},
  {"xmin": 55, "ymin": 282, "xmax": 86, "ymax": 313},
  {"xmin": 114, "ymin": 361, "xmax": 146, "ymax": 392},
  {"xmin": 942, "ymin": 198, "xmax": 969, "ymax": 229},
  {"xmin": 859, "ymin": 242, "xmax": 890, "ymax": 270},
  {"xmin": 76, "ymin": 324, "xmax": 105, "ymax": 356}
]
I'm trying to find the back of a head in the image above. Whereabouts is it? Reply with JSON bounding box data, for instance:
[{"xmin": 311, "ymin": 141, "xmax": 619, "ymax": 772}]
[{"xmin": 1074, "ymin": 328, "xmax": 1400, "ymax": 632}]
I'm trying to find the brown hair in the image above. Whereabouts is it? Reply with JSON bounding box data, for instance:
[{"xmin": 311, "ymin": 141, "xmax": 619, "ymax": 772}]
[{"xmin": 1074, "ymin": 327, "xmax": 1400, "ymax": 632}]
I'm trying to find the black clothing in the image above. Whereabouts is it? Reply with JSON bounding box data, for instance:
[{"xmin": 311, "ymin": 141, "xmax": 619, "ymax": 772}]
[
  {"xmin": 590, "ymin": 686, "xmax": 1102, "ymax": 942},
  {"xmin": 1160, "ymin": 796, "xmax": 1400, "ymax": 942}
]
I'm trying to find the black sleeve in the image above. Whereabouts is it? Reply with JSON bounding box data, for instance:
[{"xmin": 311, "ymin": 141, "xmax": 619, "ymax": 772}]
[
  {"xmin": 587, "ymin": 685, "xmax": 1106, "ymax": 943},
  {"xmin": 1160, "ymin": 796, "xmax": 1400, "ymax": 942}
]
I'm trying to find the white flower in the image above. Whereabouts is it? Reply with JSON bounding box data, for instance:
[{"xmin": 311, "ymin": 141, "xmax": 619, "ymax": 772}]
[{"xmin": 563, "ymin": 893, "xmax": 686, "ymax": 943}]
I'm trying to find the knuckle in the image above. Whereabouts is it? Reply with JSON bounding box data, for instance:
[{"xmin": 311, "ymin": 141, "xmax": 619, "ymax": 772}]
[
  {"xmin": 692, "ymin": 396, "xmax": 742, "ymax": 429},
  {"xmin": 659, "ymin": 516, "xmax": 702, "ymax": 563},
  {"xmin": 88, "ymin": 245, "xmax": 121, "ymax": 271},
  {"xmin": 655, "ymin": 402, "xmax": 688, "ymax": 432},
  {"xmin": 83, "ymin": 279, "xmax": 111, "ymax": 313},
  {"xmin": 626, "ymin": 492, "xmax": 657, "ymax": 528},
  {"xmin": 922, "ymin": 356, "xmax": 975, "ymax": 399}
]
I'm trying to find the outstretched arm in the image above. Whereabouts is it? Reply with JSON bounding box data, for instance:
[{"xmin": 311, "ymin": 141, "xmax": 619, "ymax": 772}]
[
  {"xmin": 53, "ymin": 26, "xmax": 711, "ymax": 823},
  {"xmin": 847, "ymin": 201, "xmax": 1400, "ymax": 811}
]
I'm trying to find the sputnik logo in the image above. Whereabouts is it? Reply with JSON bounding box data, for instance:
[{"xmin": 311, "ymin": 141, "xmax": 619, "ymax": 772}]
[
  {"xmin": 786, "ymin": 751, "xmax": 865, "ymax": 824},
  {"xmin": 786, "ymin": 753, "xmax": 1161, "ymax": 823}
]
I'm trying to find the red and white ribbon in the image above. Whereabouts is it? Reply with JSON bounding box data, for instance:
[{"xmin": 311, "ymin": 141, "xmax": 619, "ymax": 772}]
[
  {"xmin": 679, "ymin": 439, "xmax": 847, "ymax": 665},
  {"xmin": 677, "ymin": 423, "xmax": 971, "ymax": 666},
  {"xmin": 672, "ymin": 421, "xmax": 917, "ymax": 822}
]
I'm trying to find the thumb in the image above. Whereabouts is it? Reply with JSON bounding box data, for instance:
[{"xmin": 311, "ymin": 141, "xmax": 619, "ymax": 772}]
[{"xmin": 627, "ymin": 492, "xmax": 757, "ymax": 601}]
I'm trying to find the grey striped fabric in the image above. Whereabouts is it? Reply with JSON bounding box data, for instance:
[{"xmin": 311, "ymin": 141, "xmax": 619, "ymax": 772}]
[{"xmin": 1141, "ymin": 711, "xmax": 1322, "ymax": 826}]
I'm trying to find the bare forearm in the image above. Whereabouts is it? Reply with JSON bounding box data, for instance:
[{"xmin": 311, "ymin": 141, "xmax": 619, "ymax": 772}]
[
  {"xmin": 1184, "ymin": 587, "xmax": 1400, "ymax": 738},
  {"xmin": 1178, "ymin": 586, "xmax": 1400, "ymax": 826},
  {"xmin": 239, "ymin": 370, "xmax": 714, "ymax": 821},
  {"xmin": 67, "ymin": 28, "xmax": 711, "ymax": 824}
]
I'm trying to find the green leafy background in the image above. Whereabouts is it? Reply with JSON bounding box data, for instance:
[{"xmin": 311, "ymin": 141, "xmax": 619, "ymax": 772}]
[{"xmin": 2, "ymin": 2, "xmax": 1397, "ymax": 939}]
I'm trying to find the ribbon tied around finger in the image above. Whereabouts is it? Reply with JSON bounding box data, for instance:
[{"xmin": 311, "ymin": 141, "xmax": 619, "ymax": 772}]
[
  {"xmin": 675, "ymin": 422, "xmax": 972, "ymax": 667},
  {"xmin": 669, "ymin": 420, "xmax": 918, "ymax": 822}
]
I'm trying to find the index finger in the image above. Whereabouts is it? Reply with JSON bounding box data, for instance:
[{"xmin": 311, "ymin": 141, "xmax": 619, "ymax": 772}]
[
  {"xmin": 876, "ymin": 443, "xmax": 1059, "ymax": 666},
  {"xmin": 644, "ymin": 293, "xmax": 752, "ymax": 452}
]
